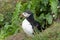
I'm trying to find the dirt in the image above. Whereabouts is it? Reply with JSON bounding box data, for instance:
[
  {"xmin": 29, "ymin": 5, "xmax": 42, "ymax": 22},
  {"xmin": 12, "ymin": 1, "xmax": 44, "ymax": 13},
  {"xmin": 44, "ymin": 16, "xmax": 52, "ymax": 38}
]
[{"xmin": 5, "ymin": 32, "xmax": 25, "ymax": 40}]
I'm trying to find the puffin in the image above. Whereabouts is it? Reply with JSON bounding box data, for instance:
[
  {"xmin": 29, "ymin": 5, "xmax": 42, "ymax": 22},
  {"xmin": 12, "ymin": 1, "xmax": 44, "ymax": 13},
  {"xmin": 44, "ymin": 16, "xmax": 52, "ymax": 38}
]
[{"xmin": 21, "ymin": 10, "xmax": 42, "ymax": 36}]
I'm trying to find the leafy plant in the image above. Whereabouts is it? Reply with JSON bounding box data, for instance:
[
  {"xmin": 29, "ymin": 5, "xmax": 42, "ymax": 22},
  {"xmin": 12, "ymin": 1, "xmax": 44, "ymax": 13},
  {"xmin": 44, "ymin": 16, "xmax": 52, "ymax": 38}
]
[
  {"xmin": 50, "ymin": 0, "xmax": 58, "ymax": 19},
  {"xmin": 45, "ymin": 13, "xmax": 53, "ymax": 24}
]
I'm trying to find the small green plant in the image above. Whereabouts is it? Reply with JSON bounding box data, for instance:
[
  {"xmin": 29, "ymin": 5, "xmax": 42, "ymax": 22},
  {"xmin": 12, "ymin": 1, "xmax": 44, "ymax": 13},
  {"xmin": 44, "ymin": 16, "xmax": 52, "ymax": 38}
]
[{"xmin": 50, "ymin": 0, "xmax": 58, "ymax": 19}]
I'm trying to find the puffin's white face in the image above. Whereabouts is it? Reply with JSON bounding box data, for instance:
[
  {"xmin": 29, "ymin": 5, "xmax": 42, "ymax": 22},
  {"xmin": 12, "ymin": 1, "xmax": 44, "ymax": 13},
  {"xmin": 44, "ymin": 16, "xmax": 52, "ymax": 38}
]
[{"xmin": 22, "ymin": 12, "xmax": 31, "ymax": 18}]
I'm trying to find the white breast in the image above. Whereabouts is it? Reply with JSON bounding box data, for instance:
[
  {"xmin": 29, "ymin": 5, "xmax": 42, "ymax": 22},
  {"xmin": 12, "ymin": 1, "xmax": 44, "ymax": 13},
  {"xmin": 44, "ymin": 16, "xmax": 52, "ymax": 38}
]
[{"xmin": 22, "ymin": 19, "xmax": 34, "ymax": 36}]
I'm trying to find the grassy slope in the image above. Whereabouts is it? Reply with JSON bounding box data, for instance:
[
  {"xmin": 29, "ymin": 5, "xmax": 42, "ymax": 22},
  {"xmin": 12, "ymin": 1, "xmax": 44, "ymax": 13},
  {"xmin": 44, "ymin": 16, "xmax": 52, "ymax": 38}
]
[{"xmin": 5, "ymin": 22, "xmax": 60, "ymax": 40}]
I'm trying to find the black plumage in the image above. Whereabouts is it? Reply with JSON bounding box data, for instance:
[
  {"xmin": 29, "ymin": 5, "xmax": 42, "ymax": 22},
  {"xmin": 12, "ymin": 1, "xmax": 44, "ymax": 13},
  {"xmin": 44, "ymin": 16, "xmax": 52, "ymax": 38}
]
[{"xmin": 26, "ymin": 11, "xmax": 42, "ymax": 31}]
